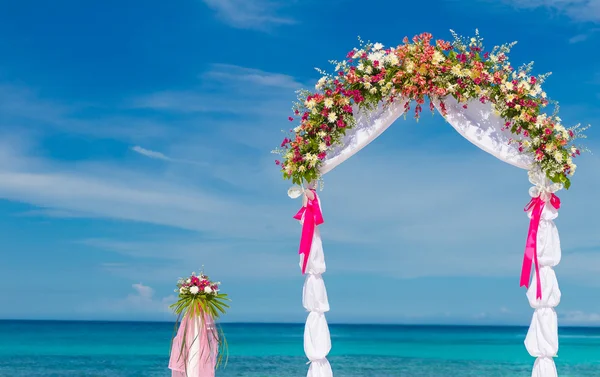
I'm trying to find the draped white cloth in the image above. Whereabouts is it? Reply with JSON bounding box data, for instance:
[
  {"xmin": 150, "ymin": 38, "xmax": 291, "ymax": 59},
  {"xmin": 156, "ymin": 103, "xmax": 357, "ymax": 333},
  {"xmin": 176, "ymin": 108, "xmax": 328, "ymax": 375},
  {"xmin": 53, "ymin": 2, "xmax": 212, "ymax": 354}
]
[
  {"xmin": 433, "ymin": 96, "xmax": 534, "ymax": 170},
  {"xmin": 299, "ymin": 194, "xmax": 332, "ymax": 377},
  {"xmin": 320, "ymin": 98, "xmax": 410, "ymax": 175},
  {"xmin": 524, "ymin": 170, "xmax": 562, "ymax": 377},
  {"xmin": 319, "ymin": 95, "xmax": 534, "ymax": 176}
]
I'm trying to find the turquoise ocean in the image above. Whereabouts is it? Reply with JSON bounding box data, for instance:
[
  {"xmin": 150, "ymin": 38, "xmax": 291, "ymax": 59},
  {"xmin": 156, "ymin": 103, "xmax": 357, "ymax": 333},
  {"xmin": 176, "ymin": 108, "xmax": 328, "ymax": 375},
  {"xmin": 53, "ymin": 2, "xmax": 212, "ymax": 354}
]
[{"xmin": 0, "ymin": 321, "xmax": 598, "ymax": 376}]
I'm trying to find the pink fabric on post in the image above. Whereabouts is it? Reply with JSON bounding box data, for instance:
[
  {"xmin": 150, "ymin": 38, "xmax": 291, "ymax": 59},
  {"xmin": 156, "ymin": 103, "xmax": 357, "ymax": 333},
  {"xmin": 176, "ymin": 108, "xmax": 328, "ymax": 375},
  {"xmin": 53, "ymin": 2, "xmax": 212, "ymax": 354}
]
[
  {"xmin": 169, "ymin": 311, "xmax": 218, "ymax": 377},
  {"xmin": 520, "ymin": 194, "xmax": 561, "ymax": 300},
  {"xmin": 293, "ymin": 189, "xmax": 324, "ymax": 274}
]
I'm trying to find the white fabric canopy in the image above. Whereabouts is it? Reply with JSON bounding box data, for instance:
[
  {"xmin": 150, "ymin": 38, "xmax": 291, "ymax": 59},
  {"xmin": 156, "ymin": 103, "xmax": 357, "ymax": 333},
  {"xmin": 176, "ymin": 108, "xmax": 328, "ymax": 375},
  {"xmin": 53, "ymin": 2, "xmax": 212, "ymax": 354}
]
[
  {"xmin": 319, "ymin": 95, "xmax": 534, "ymax": 176},
  {"xmin": 319, "ymin": 98, "xmax": 410, "ymax": 175}
]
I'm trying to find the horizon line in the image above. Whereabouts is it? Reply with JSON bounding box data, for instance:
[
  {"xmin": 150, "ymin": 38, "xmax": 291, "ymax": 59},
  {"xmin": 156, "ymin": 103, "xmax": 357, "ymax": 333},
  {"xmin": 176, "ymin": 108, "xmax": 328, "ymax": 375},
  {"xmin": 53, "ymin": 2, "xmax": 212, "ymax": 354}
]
[{"xmin": 1, "ymin": 319, "xmax": 598, "ymax": 328}]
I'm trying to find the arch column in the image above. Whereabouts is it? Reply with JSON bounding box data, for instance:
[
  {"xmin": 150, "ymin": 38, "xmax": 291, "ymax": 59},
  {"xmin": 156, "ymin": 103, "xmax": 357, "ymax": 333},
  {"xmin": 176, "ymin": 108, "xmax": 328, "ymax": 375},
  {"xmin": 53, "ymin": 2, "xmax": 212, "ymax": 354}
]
[
  {"xmin": 296, "ymin": 191, "xmax": 332, "ymax": 377},
  {"xmin": 523, "ymin": 171, "xmax": 562, "ymax": 377}
]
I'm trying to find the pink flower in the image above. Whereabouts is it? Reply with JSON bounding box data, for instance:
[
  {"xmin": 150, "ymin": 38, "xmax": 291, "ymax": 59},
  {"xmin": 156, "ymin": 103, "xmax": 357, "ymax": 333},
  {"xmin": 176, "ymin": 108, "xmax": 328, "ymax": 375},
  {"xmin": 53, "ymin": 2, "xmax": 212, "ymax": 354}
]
[
  {"xmin": 288, "ymin": 117, "xmax": 294, "ymax": 121},
  {"xmin": 545, "ymin": 128, "xmax": 552, "ymax": 135},
  {"xmin": 275, "ymin": 160, "xmax": 280, "ymax": 165}
]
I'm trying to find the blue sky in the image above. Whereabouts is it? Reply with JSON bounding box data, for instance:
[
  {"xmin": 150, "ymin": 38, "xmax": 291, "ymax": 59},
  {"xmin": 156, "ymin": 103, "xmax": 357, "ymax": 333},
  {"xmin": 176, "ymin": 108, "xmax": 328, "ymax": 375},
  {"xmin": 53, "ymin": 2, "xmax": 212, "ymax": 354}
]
[{"xmin": 0, "ymin": 0, "xmax": 599, "ymax": 326}]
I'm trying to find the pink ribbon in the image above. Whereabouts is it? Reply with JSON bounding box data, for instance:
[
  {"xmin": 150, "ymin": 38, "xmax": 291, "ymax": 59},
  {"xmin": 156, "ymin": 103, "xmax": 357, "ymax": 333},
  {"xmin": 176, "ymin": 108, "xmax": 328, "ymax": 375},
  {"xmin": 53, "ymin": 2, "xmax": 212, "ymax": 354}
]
[
  {"xmin": 293, "ymin": 189, "xmax": 324, "ymax": 274},
  {"xmin": 520, "ymin": 193, "xmax": 560, "ymax": 300}
]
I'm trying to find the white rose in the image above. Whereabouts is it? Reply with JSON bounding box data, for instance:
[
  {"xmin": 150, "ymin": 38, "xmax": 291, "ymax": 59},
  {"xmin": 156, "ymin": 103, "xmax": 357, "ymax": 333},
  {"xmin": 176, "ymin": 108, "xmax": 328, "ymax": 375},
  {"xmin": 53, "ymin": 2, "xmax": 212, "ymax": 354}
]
[
  {"xmin": 186, "ymin": 279, "xmax": 191, "ymax": 283},
  {"xmin": 189, "ymin": 286, "xmax": 199, "ymax": 294},
  {"xmin": 179, "ymin": 287, "xmax": 186, "ymax": 294},
  {"xmin": 204, "ymin": 286, "xmax": 213, "ymax": 294}
]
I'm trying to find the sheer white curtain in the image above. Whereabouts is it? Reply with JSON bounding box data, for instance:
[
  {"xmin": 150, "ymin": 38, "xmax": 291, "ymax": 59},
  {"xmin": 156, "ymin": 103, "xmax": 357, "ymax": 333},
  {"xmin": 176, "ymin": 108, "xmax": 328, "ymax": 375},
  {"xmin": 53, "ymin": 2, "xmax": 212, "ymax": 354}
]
[{"xmin": 320, "ymin": 96, "xmax": 534, "ymax": 176}]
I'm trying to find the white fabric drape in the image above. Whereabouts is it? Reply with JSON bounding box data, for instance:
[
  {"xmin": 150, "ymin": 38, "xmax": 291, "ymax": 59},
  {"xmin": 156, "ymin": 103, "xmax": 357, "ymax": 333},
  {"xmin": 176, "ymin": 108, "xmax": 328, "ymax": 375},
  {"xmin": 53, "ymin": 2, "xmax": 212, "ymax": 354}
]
[
  {"xmin": 319, "ymin": 98, "xmax": 410, "ymax": 176},
  {"xmin": 433, "ymin": 96, "xmax": 534, "ymax": 169},
  {"xmin": 300, "ymin": 194, "xmax": 332, "ymax": 377},
  {"xmin": 524, "ymin": 170, "xmax": 562, "ymax": 377},
  {"xmin": 319, "ymin": 95, "xmax": 535, "ymax": 177}
]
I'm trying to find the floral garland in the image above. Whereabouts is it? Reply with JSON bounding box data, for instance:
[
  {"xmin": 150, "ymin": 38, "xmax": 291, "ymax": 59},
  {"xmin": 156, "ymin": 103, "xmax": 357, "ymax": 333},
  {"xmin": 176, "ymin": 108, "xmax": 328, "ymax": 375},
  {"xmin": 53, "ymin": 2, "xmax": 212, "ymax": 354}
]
[
  {"xmin": 170, "ymin": 270, "xmax": 230, "ymax": 368},
  {"xmin": 273, "ymin": 30, "xmax": 588, "ymax": 189}
]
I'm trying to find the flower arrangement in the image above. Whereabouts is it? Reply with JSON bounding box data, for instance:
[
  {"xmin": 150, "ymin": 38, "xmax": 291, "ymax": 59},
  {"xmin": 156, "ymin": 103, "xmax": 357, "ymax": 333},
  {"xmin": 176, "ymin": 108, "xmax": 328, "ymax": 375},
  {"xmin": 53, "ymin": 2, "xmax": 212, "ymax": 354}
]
[
  {"xmin": 169, "ymin": 270, "xmax": 230, "ymax": 370},
  {"xmin": 273, "ymin": 30, "xmax": 588, "ymax": 189}
]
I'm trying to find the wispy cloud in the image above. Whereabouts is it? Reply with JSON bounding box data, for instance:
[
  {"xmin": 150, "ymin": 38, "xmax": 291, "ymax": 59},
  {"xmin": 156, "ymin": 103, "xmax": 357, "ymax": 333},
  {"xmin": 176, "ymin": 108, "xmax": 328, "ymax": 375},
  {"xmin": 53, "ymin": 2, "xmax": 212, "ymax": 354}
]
[
  {"xmin": 569, "ymin": 27, "xmax": 600, "ymax": 43},
  {"xmin": 0, "ymin": 85, "xmax": 168, "ymax": 142},
  {"xmin": 202, "ymin": 64, "xmax": 302, "ymax": 89},
  {"xmin": 131, "ymin": 145, "xmax": 206, "ymax": 166},
  {"xmin": 130, "ymin": 64, "xmax": 300, "ymax": 115},
  {"xmin": 499, "ymin": 0, "xmax": 600, "ymax": 22},
  {"xmin": 79, "ymin": 283, "xmax": 176, "ymax": 318},
  {"xmin": 131, "ymin": 146, "xmax": 172, "ymax": 161},
  {"xmin": 561, "ymin": 310, "xmax": 600, "ymax": 325},
  {"xmin": 201, "ymin": 0, "xmax": 295, "ymax": 30}
]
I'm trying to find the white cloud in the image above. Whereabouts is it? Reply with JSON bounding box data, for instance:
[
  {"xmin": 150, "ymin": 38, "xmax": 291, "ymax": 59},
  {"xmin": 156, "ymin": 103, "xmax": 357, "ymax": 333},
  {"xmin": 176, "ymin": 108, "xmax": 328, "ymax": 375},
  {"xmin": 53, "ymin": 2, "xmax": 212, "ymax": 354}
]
[
  {"xmin": 80, "ymin": 283, "xmax": 176, "ymax": 317},
  {"xmin": 569, "ymin": 33, "xmax": 590, "ymax": 43},
  {"xmin": 0, "ymin": 84, "xmax": 168, "ymax": 142},
  {"xmin": 202, "ymin": 64, "xmax": 302, "ymax": 89},
  {"xmin": 131, "ymin": 283, "xmax": 154, "ymax": 299},
  {"xmin": 201, "ymin": 0, "xmax": 295, "ymax": 30},
  {"xmin": 561, "ymin": 310, "xmax": 600, "ymax": 324},
  {"xmin": 130, "ymin": 64, "xmax": 300, "ymax": 115},
  {"xmin": 0, "ymin": 145, "xmax": 288, "ymax": 240},
  {"xmin": 499, "ymin": 0, "xmax": 600, "ymax": 22},
  {"xmin": 131, "ymin": 145, "xmax": 207, "ymax": 166},
  {"xmin": 131, "ymin": 146, "xmax": 172, "ymax": 161}
]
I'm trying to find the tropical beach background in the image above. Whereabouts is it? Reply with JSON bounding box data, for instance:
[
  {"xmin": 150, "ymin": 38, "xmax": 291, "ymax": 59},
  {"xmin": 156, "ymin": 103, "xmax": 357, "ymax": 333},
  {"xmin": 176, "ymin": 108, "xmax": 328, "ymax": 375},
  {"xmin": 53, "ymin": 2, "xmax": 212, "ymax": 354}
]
[{"xmin": 1, "ymin": 0, "xmax": 599, "ymax": 376}]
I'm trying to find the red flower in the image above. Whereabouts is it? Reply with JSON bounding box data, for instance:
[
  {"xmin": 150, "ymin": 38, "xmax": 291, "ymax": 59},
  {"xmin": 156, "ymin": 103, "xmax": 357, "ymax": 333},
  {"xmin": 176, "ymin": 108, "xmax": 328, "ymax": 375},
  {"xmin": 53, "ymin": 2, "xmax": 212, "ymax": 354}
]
[{"xmin": 288, "ymin": 117, "xmax": 294, "ymax": 121}]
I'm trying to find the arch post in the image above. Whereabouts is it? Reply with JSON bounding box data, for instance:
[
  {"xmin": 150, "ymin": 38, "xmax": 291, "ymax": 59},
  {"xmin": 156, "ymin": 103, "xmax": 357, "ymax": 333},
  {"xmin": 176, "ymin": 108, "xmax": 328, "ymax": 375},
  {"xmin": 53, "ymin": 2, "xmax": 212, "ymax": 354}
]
[
  {"xmin": 522, "ymin": 170, "xmax": 562, "ymax": 377},
  {"xmin": 294, "ymin": 190, "xmax": 332, "ymax": 377}
]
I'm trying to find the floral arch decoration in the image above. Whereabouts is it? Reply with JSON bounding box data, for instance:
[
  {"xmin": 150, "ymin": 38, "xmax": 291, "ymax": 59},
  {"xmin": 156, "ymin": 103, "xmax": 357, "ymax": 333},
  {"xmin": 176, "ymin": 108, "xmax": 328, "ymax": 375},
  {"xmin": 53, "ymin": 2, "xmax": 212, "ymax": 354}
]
[{"xmin": 272, "ymin": 31, "xmax": 589, "ymax": 377}]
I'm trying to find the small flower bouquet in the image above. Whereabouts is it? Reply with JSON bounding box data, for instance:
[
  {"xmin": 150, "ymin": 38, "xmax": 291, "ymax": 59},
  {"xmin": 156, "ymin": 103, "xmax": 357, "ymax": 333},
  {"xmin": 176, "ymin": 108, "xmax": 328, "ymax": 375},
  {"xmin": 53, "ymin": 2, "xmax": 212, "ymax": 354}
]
[{"xmin": 168, "ymin": 270, "xmax": 230, "ymax": 377}]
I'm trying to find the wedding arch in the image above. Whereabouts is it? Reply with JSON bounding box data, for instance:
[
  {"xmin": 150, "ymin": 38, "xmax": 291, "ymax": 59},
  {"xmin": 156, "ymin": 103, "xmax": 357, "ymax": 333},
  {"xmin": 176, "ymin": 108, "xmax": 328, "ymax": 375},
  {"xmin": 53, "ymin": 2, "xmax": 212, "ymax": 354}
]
[{"xmin": 272, "ymin": 31, "xmax": 588, "ymax": 377}]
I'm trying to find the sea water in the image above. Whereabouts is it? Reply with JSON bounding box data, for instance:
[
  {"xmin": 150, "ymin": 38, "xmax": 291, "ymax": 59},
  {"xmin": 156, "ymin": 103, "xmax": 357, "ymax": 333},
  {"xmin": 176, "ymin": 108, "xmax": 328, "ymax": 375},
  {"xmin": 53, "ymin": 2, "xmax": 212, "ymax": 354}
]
[{"xmin": 0, "ymin": 321, "xmax": 598, "ymax": 376}]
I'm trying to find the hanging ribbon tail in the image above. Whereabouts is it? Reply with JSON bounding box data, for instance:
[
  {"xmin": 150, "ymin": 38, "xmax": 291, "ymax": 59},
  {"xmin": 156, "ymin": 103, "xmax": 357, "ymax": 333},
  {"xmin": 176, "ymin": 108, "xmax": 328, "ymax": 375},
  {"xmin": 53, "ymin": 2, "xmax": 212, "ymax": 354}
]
[
  {"xmin": 520, "ymin": 197, "xmax": 546, "ymax": 300},
  {"xmin": 293, "ymin": 190, "xmax": 324, "ymax": 275},
  {"xmin": 550, "ymin": 194, "xmax": 561, "ymax": 210}
]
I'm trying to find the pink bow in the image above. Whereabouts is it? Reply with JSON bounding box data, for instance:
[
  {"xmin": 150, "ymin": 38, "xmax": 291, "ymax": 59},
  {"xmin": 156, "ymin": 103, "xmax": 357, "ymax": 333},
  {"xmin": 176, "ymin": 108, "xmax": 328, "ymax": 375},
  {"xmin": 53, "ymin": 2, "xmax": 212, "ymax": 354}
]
[
  {"xmin": 293, "ymin": 190, "xmax": 324, "ymax": 274},
  {"xmin": 520, "ymin": 193, "xmax": 561, "ymax": 300}
]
